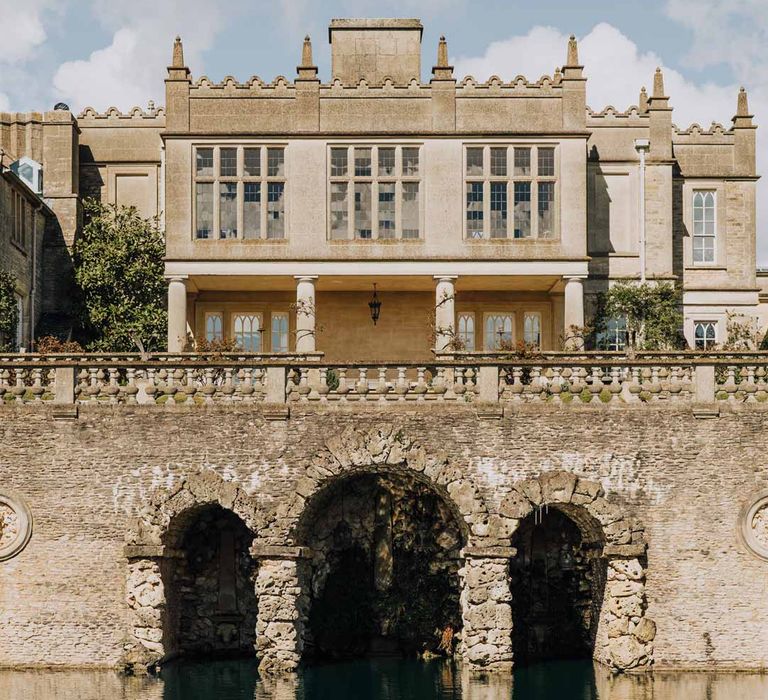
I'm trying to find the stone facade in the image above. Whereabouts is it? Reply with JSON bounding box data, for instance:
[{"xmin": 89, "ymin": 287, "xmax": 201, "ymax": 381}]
[
  {"xmin": 1, "ymin": 18, "xmax": 764, "ymax": 354},
  {"xmin": 1, "ymin": 401, "xmax": 768, "ymax": 673}
]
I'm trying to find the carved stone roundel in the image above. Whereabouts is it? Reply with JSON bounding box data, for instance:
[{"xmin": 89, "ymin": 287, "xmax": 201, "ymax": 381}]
[
  {"xmin": 740, "ymin": 492, "xmax": 768, "ymax": 561},
  {"xmin": 0, "ymin": 492, "xmax": 33, "ymax": 562}
]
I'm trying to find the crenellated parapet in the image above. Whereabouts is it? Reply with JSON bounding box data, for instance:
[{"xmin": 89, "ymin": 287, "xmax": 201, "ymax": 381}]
[{"xmin": 76, "ymin": 105, "xmax": 166, "ymax": 122}]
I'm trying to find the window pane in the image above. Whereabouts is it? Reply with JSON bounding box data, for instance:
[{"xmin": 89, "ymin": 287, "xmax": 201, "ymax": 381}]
[
  {"xmin": 514, "ymin": 182, "xmax": 531, "ymax": 238},
  {"xmin": 244, "ymin": 148, "xmax": 260, "ymax": 177},
  {"xmin": 219, "ymin": 183, "xmax": 238, "ymax": 238},
  {"xmin": 267, "ymin": 183, "xmax": 285, "ymax": 238},
  {"xmin": 458, "ymin": 314, "xmax": 475, "ymax": 351},
  {"xmin": 524, "ymin": 313, "xmax": 541, "ymax": 347},
  {"xmin": 354, "ymin": 182, "xmax": 372, "ymax": 239},
  {"xmin": 330, "ymin": 182, "xmax": 349, "ymax": 239},
  {"xmin": 402, "ymin": 147, "xmax": 419, "ymax": 176},
  {"xmin": 331, "ymin": 148, "xmax": 348, "ymax": 177},
  {"xmin": 402, "ymin": 183, "xmax": 420, "ymax": 239},
  {"xmin": 485, "ymin": 314, "xmax": 513, "ymax": 349},
  {"xmin": 220, "ymin": 147, "xmax": 237, "ymax": 177},
  {"xmin": 490, "ymin": 182, "xmax": 507, "ymax": 238},
  {"xmin": 271, "ymin": 313, "xmax": 289, "ymax": 353},
  {"xmin": 233, "ymin": 314, "xmax": 262, "ymax": 352},
  {"xmin": 514, "ymin": 148, "xmax": 531, "ymax": 176},
  {"xmin": 243, "ymin": 182, "xmax": 261, "ymax": 239},
  {"xmin": 196, "ymin": 148, "xmax": 213, "ymax": 176},
  {"xmin": 205, "ymin": 314, "xmax": 223, "ymax": 342},
  {"xmin": 693, "ymin": 190, "xmax": 716, "ymax": 264},
  {"xmin": 378, "ymin": 147, "xmax": 396, "ymax": 177},
  {"xmin": 538, "ymin": 147, "xmax": 555, "ymax": 176},
  {"xmin": 378, "ymin": 182, "xmax": 396, "ymax": 238},
  {"xmin": 466, "ymin": 148, "xmax": 483, "ymax": 176},
  {"xmin": 267, "ymin": 148, "xmax": 284, "ymax": 177},
  {"xmin": 490, "ymin": 148, "xmax": 507, "ymax": 176},
  {"xmin": 195, "ymin": 182, "xmax": 213, "ymax": 239},
  {"xmin": 466, "ymin": 182, "xmax": 484, "ymax": 238},
  {"xmin": 694, "ymin": 322, "xmax": 716, "ymax": 350},
  {"xmin": 355, "ymin": 148, "xmax": 372, "ymax": 177},
  {"xmin": 538, "ymin": 182, "xmax": 555, "ymax": 238}
]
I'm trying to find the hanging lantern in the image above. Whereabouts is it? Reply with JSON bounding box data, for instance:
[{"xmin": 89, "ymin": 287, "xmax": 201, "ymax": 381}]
[{"xmin": 368, "ymin": 283, "xmax": 382, "ymax": 325}]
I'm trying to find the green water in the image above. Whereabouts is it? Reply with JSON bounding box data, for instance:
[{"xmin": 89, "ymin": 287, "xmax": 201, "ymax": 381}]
[{"xmin": 1, "ymin": 659, "xmax": 767, "ymax": 700}]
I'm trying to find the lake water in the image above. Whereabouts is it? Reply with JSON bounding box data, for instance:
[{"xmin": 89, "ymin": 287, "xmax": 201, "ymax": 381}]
[{"xmin": 1, "ymin": 658, "xmax": 766, "ymax": 700}]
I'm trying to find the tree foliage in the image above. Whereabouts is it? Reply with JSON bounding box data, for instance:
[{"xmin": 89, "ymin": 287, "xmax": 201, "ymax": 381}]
[
  {"xmin": 0, "ymin": 269, "xmax": 18, "ymax": 351},
  {"xmin": 73, "ymin": 200, "xmax": 166, "ymax": 352},
  {"xmin": 598, "ymin": 281, "xmax": 684, "ymax": 351}
]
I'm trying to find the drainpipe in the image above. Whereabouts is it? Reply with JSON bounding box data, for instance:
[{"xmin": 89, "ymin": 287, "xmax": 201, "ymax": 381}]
[{"xmin": 634, "ymin": 139, "xmax": 650, "ymax": 283}]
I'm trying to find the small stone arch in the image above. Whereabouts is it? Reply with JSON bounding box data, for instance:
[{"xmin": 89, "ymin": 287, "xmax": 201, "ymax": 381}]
[
  {"xmin": 272, "ymin": 424, "xmax": 492, "ymax": 547},
  {"xmin": 501, "ymin": 471, "xmax": 656, "ymax": 672},
  {"xmin": 123, "ymin": 470, "xmax": 261, "ymax": 673}
]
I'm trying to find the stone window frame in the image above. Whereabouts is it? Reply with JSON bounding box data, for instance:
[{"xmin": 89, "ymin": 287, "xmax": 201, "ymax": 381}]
[
  {"xmin": 457, "ymin": 312, "xmax": 476, "ymax": 351},
  {"xmin": 270, "ymin": 311, "xmax": 290, "ymax": 353},
  {"xmin": 463, "ymin": 143, "xmax": 559, "ymax": 241},
  {"xmin": 682, "ymin": 180, "xmax": 727, "ymax": 269},
  {"xmin": 693, "ymin": 319, "xmax": 718, "ymax": 350},
  {"xmin": 193, "ymin": 144, "xmax": 287, "ymax": 241},
  {"xmin": 523, "ymin": 311, "xmax": 542, "ymax": 348},
  {"xmin": 326, "ymin": 143, "xmax": 423, "ymax": 241},
  {"xmin": 10, "ymin": 188, "xmax": 29, "ymax": 251},
  {"xmin": 204, "ymin": 312, "xmax": 224, "ymax": 342},
  {"xmin": 196, "ymin": 302, "xmax": 294, "ymax": 352}
]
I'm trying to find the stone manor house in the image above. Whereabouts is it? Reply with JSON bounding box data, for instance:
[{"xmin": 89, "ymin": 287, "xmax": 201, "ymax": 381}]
[
  {"xmin": 2, "ymin": 17, "xmax": 768, "ymax": 681},
  {"xmin": 0, "ymin": 18, "xmax": 764, "ymax": 354}
]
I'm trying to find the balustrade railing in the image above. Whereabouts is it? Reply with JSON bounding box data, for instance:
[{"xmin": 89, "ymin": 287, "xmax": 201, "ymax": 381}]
[{"xmin": 1, "ymin": 351, "xmax": 767, "ymax": 408}]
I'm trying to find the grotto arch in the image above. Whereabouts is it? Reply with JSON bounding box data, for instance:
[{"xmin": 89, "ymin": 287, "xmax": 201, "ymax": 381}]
[
  {"xmin": 250, "ymin": 425, "xmax": 517, "ymax": 675},
  {"xmin": 500, "ymin": 471, "xmax": 656, "ymax": 672},
  {"xmin": 122, "ymin": 469, "xmax": 262, "ymax": 673}
]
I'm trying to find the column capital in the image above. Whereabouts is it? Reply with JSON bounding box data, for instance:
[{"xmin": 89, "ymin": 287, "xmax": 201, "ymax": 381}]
[
  {"xmin": 294, "ymin": 275, "xmax": 318, "ymax": 282},
  {"xmin": 564, "ymin": 275, "xmax": 587, "ymax": 282},
  {"xmin": 433, "ymin": 275, "xmax": 458, "ymax": 282},
  {"xmin": 165, "ymin": 274, "xmax": 188, "ymax": 283}
]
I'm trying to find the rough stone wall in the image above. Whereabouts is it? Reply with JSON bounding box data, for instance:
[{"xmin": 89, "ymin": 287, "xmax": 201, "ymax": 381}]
[{"xmin": 1, "ymin": 403, "xmax": 767, "ymax": 670}]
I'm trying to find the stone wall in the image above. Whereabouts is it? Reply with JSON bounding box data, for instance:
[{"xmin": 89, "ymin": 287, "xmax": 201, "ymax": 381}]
[{"xmin": 0, "ymin": 402, "xmax": 767, "ymax": 671}]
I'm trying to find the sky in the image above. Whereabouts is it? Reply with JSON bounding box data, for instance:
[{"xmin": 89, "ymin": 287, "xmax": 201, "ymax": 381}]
[{"xmin": 1, "ymin": 0, "xmax": 767, "ymax": 261}]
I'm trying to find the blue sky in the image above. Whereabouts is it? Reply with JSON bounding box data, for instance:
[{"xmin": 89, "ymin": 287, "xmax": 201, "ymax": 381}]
[{"xmin": 2, "ymin": 0, "xmax": 767, "ymax": 260}]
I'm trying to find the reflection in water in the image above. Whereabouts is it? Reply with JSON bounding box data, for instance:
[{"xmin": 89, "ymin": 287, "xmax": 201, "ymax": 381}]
[{"xmin": 1, "ymin": 660, "xmax": 767, "ymax": 700}]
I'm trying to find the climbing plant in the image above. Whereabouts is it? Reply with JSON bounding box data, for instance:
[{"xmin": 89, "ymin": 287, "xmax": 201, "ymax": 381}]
[
  {"xmin": 73, "ymin": 199, "xmax": 167, "ymax": 352},
  {"xmin": 595, "ymin": 281, "xmax": 684, "ymax": 351},
  {"xmin": 0, "ymin": 270, "xmax": 18, "ymax": 351}
]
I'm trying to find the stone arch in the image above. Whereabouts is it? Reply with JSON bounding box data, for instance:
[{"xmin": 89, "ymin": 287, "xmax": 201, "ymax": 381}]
[
  {"xmin": 122, "ymin": 469, "xmax": 261, "ymax": 673},
  {"xmin": 251, "ymin": 425, "xmax": 516, "ymax": 675},
  {"xmin": 273, "ymin": 424, "xmax": 492, "ymax": 546},
  {"xmin": 500, "ymin": 471, "xmax": 656, "ymax": 672}
]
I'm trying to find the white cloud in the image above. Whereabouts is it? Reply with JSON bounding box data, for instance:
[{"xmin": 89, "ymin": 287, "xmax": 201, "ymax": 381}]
[
  {"xmin": 52, "ymin": 0, "xmax": 236, "ymax": 111},
  {"xmin": 454, "ymin": 21, "xmax": 768, "ymax": 263},
  {"xmin": 0, "ymin": 1, "xmax": 48, "ymax": 63}
]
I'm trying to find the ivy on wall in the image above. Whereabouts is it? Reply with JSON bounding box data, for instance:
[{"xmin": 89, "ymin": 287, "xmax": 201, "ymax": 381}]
[
  {"xmin": 73, "ymin": 199, "xmax": 167, "ymax": 352},
  {"xmin": 0, "ymin": 270, "xmax": 18, "ymax": 351}
]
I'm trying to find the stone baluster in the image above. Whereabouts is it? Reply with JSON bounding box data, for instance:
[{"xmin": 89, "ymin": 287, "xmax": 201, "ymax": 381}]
[
  {"xmin": 0, "ymin": 368, "xmax": 9, "ymax": 402},
  {"xmin": 145, "ymin": 368, "xmax": 158, "ymax": 404},
  {"xmin": 221, "ymin": 368, "xmax": 236, "ymax": 402},
  {"xmin": 375, "ymin": 367, "xmax": 389, "ymax": 399},
  {"xmin": 453, "ymin": 366, "xmax": 466, "ymax": 397},
  {"xmin": 30, "ymin": 367, "xmax": 45, "ymax": 402},
  {"xmin": 607, "ymin": 366, "xmax": 622, "ymax": 402},
  {"xmin": 238, "ymin": 368, "xmax": 255, "ymax": 402},
  {"xmin": 744, "ymin": 365, "xmax": 758, "ymax": 403},
  {"xmin": 317, "ymin": 367, "xmax": 330, "ymax": 401},
  {"xmin": 723, "ymin": 365, "xmax": 738, "ymax": 402},
  {"xmin": 355, "ymin": 367, "xmax": 369, "ymax": 399},
  {"xmin": 549, "ymin": 366, "xmax": 563, "ymax": 404},
  {"xmin": 336, "ymin": 367, "xmax": 349, "ymax": 397},
  {"xmin": 395, "ymin": 366, "xmax": 409, "ymax": 399},
  {"xmin": 414, "ymin": 367, "xmax": 428, "ymax": 399},
  {"xmin": 124, "ymin": 368, "xmax": 139, "ymax": 405}
]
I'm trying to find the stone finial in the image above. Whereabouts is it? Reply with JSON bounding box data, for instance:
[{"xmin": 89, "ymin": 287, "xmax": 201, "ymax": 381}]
[
  {"xmin": 431, "ymin": 34, "xmax": 454, "ymax": 80},
  {"xmin": 172, "ymin": 36, "xmax": 184, "ymax": 68},
  {"xmin": 437, "ymin": 35, "xmax": 449, "ymax": 67},
  {"xmin": 737, "ymin": 86, "xmax": 750, "ymax": 117},
  {"xmin": 653, "ymin": 67, "xmax": 665, "ymax": 98},
  {"xmin": 639, "ymin": 86, "xmax": 648, "ymax": 113},
  {"xmin": 301, "ymin": 35, "xmax": 313, "ymax": 67},
  {"xmin": 566, "ymin": 35, "xmax": 579, "ymax": 67},
  {"xmin": 147, "ymin": 99, "xmax": 155, "ymax": 113},
  {"xmin": 553, "ymin": 66, "xmax": 562, "ymax": 83}
]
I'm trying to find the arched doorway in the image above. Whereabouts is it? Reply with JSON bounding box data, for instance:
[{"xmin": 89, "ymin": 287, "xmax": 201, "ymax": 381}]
[
  {"xmin": 510, "ymin": 506, "xmax": 606, "ymax": 665},
  {"xmin": 296, "ymin": 470, "xmax": 465, "ymax": 661},
  {"xmin": 163, "ymin": 505, "xmax": 258, "ymax": 659}
]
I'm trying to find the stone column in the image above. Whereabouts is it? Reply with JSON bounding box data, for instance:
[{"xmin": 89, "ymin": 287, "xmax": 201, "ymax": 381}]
[
  {"xmin": 459, "ymin": 546, "xmax": 515, "ymax": 672},
  {"xmin": 294, "ymin": 276, "xmax": 318, "ymax": 354},
  {"xmin": 123, "ymin": 548, "xmax": 168, "ymax": 673},
  {"xmin": 167, "ymin": 276, "xmax": 188, "ymax": 352},
  {"xmin": 434, "ymin": 275, "xmax": 457, "ymax": 354},
  {"xmin": 563, "ymin": 276, "xmax": 585, "ymax": 350},
  {"xmin": 252, "ymin": 545, "xmax": 311, "ymax": 676}
]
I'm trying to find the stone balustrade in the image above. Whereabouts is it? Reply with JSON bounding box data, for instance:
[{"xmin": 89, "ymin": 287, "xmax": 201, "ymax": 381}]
[{"xmin": 1, "ymin": 351, "xmax": 767, "ymax": 409}]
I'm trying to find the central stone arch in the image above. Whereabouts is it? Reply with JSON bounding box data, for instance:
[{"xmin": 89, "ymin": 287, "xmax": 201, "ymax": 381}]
[
  {"xmin": 500, "ymin": 471, "xmax": 656, "ymax": 672},
  {"xmin": 252, "ymin": 425, "xmax": 517, "ymax": 675}
]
